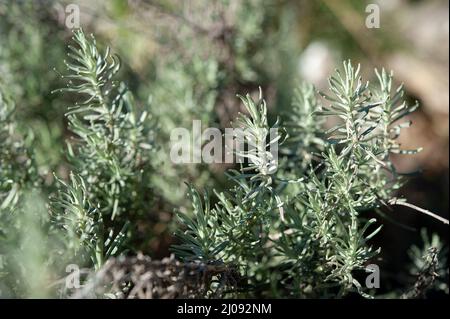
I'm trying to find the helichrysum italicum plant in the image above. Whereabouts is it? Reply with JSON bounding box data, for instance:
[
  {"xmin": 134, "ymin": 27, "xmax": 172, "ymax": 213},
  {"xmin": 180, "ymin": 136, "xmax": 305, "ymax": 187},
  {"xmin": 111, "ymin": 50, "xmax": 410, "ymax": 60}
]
[
  {"xmin": 282, "ymin": 83, "xmax": 325, "ymax": 171},
  {"xmin": 173, "ymin": 61, "xmax": 447, "ymax": 298},
  {"xmin": 51, "ymin": 30, "xmax": 156, "ymax": 269},
  {"xmin": 0, "ymin": 23, "xmax": 447, "ymax": 298}
]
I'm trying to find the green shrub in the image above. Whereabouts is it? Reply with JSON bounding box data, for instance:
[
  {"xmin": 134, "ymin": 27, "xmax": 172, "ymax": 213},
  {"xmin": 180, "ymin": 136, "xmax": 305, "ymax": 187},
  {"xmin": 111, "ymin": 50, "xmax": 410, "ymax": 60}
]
[{"xmin": 173, "ymin": 62, "xmax": 447, "ymax": 298}]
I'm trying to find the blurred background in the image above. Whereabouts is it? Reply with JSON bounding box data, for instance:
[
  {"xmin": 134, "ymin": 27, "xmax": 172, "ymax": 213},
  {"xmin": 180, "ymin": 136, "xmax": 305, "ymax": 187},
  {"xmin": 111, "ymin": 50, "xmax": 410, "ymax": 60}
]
[{"xmin": 0, "ymin": 0, "xmax": 448, "ymax": 296}]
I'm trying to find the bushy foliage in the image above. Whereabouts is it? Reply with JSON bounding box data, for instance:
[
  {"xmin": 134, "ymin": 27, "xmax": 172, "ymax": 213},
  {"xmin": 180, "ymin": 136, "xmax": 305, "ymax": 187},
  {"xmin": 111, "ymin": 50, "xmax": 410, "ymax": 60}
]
[
  {"xmin": 172, "ymin": 62, "xmax": 445, "ymax": 298},
  {"xmin": 0, "ymin": 1, "xmax": 447, "ymax": 299}
]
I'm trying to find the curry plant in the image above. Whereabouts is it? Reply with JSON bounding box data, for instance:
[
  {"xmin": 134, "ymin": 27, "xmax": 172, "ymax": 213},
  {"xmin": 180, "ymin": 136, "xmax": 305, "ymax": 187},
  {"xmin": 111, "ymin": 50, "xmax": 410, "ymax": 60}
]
[
  {"xmin": 51, "ymin": 30, "xmax": 156, "ymax": 268},
  {"xmin": 0, "ymin": 24, "xmax": 447, "ymax": 298},
  {"xmin": 173, "ymin": 61, "xmax": 447, "ymax": 298}
]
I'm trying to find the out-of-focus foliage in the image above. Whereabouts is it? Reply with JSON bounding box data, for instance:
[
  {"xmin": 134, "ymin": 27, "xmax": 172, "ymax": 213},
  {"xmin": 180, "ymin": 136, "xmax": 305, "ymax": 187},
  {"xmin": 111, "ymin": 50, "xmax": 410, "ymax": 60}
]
[
  {"xmin": 0, "ymin": 1, "xmax": 67, "ymax": 176},
  {"xmin": 0, "ymin": 89, "xmax": 66, "ymax": 297},
  {"xmin": 404, "ymin": 229, "xmax": 449, "ymax": 297}
]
